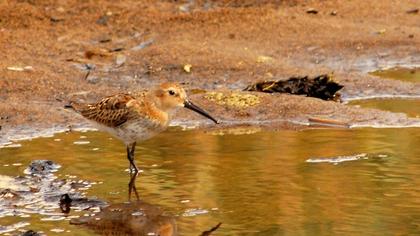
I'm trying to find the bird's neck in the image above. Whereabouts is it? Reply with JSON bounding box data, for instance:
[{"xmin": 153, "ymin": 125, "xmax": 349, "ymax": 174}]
[{"xmin": 143, "ymin": 96, "xmax": 170, "ymax": 126}]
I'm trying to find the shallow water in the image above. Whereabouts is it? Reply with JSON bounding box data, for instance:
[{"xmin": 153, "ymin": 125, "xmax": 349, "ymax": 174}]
[
  {"xmin": 348, "ymin": 67, "xmax": 420, "ymax": 118},
  {"xmin": 348, "ymin": 99, "xmax": 420, "ymax": 118},
  {"xmin": 370, "ymin": 67, "xmax": 420, "ymax": 83},
  {"xmin": 1, "ymin": 127, "xmax": 420, "ymax": 235}
]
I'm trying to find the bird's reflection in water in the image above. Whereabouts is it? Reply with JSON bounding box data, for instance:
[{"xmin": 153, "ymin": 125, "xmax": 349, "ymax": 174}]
[
  {"xmin": 128, "ymin": 171, "xmax": 140, "ymax": 201},
  {"xmin": 72, "ymin": 174, "xmax": 178, "ymax": 236}
]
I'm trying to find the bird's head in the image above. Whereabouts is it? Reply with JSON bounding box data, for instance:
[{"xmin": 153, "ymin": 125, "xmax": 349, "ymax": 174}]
[{"xmin": 151, "ymin": 82, "xmax": 218, "ymax": 124}]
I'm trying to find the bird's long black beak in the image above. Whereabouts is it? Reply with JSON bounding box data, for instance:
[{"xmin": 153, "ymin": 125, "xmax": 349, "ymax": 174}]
[{"xmin": 184, "ymin": 100, "xmax": 218, "ymax": 124}]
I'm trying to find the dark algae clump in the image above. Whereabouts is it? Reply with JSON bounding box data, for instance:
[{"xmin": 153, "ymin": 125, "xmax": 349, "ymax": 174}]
[{"xmin": 245, "ymin": 74, "xmax": 343, "ymax": 101}]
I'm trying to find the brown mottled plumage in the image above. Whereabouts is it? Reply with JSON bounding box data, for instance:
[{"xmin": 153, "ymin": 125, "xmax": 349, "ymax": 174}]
[
  {"xmin": 66, "ymin": 83, "xmax": 218, "ymax": 174},
  {"xmin": 70, "ymin": 94, "xmax": 134, "ymax": 127}
]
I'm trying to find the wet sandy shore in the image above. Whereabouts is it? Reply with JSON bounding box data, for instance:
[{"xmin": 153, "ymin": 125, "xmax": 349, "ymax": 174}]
[{"xmin": 0, "ymin": 0, "xmax": 419, "ymax": 143}]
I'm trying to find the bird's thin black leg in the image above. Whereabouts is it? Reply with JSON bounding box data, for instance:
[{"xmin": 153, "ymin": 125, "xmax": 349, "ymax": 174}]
[
  {"xmin": 126, "ymin": 142, "xmax": 139, "ymax": 201},
  {"xmin": 126, "ymin": 142, "xmax": 138, "ymax": 174},
  {"xmin": 130, "ymin": 142, "xmax": 138, "ymax": 173},
  {"xmin": 130, "ymin": 142, "xmax": 136, "ymax": 158},
  {"xmin": 126, "ymin": 145, "xmax": 133, "ymax": 174}
]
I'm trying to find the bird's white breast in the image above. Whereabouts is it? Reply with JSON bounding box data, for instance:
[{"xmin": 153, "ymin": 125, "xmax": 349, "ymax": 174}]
[{"xmin": 95, "ymin": 119, "xmax": 166, "ymax": 145}]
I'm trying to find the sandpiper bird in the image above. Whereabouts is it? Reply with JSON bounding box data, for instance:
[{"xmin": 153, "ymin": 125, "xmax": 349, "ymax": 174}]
[{"xmin": 66, "ymin": 83, "xmax": 218, "ymax": 173}]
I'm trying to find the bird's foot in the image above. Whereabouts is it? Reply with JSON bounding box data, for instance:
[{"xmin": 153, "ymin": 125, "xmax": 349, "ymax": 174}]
[{"xmin": 128, "ymin": 166, "xmax": 140, "ymax": 176}]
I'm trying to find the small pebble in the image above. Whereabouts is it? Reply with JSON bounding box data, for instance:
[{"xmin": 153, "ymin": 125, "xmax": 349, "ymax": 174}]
[
  {"xmin": 306, "ymin": 8, "xmax": 318, "ymax": 14},
  {"xmin": 406, "ymin": 8, "xmax": 419, "ymax": 14}
]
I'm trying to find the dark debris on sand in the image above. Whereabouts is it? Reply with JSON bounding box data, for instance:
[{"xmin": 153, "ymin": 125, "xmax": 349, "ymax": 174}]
[{"xmin": 244, "ymin": 74, "xmax": 343, "ymax": 101}]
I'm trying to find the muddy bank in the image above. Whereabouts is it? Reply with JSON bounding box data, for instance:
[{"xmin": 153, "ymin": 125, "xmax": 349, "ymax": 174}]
[
  {"xmin": 2, "ymin": 90, "xmax": 420, "ymax": 146},
  {"xmin": 0, "ymin": 0, "xmax": 419, "ymax": 142},
  {"xmin": 174, "ymin": 91, "xmax": 420, "ymax": 129}
]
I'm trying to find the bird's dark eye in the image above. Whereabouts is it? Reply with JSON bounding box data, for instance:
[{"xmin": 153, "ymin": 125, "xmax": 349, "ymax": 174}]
[{"xmin": 168, "ymin": 90, "xmax": 176, "ymax": 96}]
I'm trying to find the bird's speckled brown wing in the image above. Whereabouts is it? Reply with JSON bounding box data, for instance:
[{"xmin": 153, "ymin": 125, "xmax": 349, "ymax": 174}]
[{"xmin": 70, "ymin": 94, "xmax": 136, "ymax": 127}]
